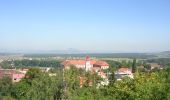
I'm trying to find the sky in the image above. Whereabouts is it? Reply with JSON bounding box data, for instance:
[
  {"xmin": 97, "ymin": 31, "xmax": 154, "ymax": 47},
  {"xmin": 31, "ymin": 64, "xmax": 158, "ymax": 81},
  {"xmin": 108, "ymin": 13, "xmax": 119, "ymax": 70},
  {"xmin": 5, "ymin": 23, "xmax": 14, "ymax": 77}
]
[{"xmin": 0, "ymin": 0, "xmax": 170, "ymax": 53}]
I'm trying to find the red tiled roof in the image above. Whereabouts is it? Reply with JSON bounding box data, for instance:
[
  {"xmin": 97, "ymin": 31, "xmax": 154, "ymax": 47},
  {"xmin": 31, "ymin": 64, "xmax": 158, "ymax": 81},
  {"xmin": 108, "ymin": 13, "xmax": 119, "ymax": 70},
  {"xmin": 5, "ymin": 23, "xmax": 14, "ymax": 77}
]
[
  {"xmin": 94, "ymin": 61, "xmax": 109, "ymax": 66},
  {"xmin": 61, "ymin": 60, "xmax": 109, "ymax": 66},
  {"xmin": 0, "ymin": 69, "xmax": 25, "ymax": 79},
  {"xmin": 61, "ymin": 60, "xmax": 97, "ymax": 66},
  {"xmin": 118, "ymin": 68, "xmax": 131, "ymax": 72},
  {"xmin": 0, "ymin": 69, "xmax": 23, "ymax": 75}
]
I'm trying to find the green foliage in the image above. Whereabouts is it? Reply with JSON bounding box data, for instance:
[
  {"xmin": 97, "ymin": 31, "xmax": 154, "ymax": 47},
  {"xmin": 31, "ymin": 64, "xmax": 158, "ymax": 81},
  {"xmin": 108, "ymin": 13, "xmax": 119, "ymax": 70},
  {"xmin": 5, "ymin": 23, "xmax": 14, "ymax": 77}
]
[
  {"xmin": 1, "ymin": 96, "xmax": 15, "ymax": 100},
  {"xmin": 121, "ymin": 60, "xmax": 133, "ymax": 68},
  {"xmin": 0, "ymin": 61, "xmax": 13, "ymax": 69},
  {"xmin": 143, "ymin": 63, "xmax": 151, "ymax": 70},
  {"xmin": 133, "ymin": 71, "xmax": 168, "ymax": 100},
  {"xmin": 11, "ymin": 68, "xmax": 63, "ymax": 100},
  {"xmin": 0, "ymin": 77, "xmax": 13, "ymax": 97},
  {"xmin": 63, "ymin": 66, "xmax": 83, "ymax": 99},
  {"xmin": 0, "ymin": 59, "xmax": 61, "ymax": 68},
  {"xmin": 132, "ymin": 58, "xmax": 136, "ymax": 73},
  {"xmin": 72, "ymin": 86, "xmax": 101, "ymax": 100},
  {"xmin": 101, "ymin": 68, "xmax": 170, "ymax": 100},
  {"xmin": 1, "ymin": 64, "xmax": 170, "ymax": 100},
  {"xmin": 63, "ymin": 66, "xmax": 102, "ymax": 100},
  {"xmin": 24, "ymin": 53, "xmax": 156, "ymax": 59},
  {"xmin": 11, "ymin": 81, "xmax": 30, "ymax": 100},
  {"xmin": 147, "ymin": 58, "xmax": 170, "ymax": 66},
  {"xmin": 105, "ymin": 60, "xmax": 121, "ymax": 68},
  {"xmin": 24, "ymin": 68, "xmax": 43, "ymax": 85},
  {"xmin": 26, "ymin": 74, "xmax": 57, "ymax": 100}
]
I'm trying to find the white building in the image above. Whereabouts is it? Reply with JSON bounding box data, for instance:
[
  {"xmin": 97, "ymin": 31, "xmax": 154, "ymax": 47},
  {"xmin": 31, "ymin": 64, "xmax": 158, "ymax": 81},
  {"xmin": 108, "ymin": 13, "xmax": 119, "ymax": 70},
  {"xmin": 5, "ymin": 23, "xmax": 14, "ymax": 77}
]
[{"xmin": 115, "ymin": 68, "xmax": 133, "ymax": 80}]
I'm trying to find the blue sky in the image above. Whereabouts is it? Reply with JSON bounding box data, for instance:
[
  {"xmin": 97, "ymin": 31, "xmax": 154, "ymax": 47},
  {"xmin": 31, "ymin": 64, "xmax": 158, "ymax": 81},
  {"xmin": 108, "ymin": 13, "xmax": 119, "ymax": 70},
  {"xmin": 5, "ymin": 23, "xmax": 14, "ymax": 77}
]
[{"xmin": 0, "ymin": 0, "xmax": 170, "ymax": 53}]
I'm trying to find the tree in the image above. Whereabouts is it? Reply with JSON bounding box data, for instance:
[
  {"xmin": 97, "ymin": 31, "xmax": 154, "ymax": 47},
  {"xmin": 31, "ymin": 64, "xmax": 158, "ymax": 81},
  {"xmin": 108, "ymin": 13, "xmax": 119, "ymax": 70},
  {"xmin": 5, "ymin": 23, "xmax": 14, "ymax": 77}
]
[
  {"xmin": 63, "ymin": 65, "xmax": 80, "ymax": 99},
  {"xmin": 108, "ymin": 67, "xmax": 116, "ymax": 85},
  {"xmin": 11, "ymin": 81, "xmax": 30, "ymax": 100},
  {"xmin": 26, "ymin": 74, "xmax": 55, "ymax": 100},
  {"xmin": 25, "ymin": 68, "xmax": 43, "ymax": 85},
  {"xmin": 12, "ymin": 68, "xmax": 63, "ymax": 100},
  {"xmin": 132, "ymin": 58, "xmax": 136, "ymax": 73},
  {"xmin": 0, "ymin": 76, "xmax": 12, "ymax": 97},
  {"xmin": 134, "ymin": 71, "xmax": 168, "ymax": 100}
]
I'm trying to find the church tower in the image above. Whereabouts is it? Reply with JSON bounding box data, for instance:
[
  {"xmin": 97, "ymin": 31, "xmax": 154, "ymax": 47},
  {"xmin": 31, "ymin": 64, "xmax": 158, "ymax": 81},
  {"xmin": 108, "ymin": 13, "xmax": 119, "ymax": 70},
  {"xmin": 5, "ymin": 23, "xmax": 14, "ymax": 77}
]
[{"xmin": 85, "ymin": 56, "xmax": 92, "ymax": 71}]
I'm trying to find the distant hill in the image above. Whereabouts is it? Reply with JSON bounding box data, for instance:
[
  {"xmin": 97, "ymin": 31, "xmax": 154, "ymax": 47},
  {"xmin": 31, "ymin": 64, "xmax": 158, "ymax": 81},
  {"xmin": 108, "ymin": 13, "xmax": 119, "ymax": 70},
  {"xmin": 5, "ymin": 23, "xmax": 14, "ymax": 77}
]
[
  {"xmin": 24, "ymin": 53, "xmax": 156, "ymax": 59},
  {"xmin": 160, "ymin": 51, "xmax": 170, "ymax": 54},
  {"xmin": 153, "ymin": 51, "xmax": 170, "ymax": 58},
  {"xmin": 0, "ymin": 48, "xmax": 87, "ymax": 54}
]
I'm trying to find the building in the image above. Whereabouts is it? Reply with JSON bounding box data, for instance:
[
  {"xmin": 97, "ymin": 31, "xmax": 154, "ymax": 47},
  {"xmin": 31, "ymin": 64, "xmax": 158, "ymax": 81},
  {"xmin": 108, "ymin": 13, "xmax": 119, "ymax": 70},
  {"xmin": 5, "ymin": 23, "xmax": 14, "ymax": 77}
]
[
  {"xmin": 148, "ymin": 63, "xmax": 164, "ymax": 70},
  {"xmin": 39, "ymin": 67, "xmax": 52, "ymax": 72},
  {"xmin": 0, "ymin": 69, "xmax": 25, "ymax": 83},
  {"xmin": 115, "ymin": 67, "xmax": 133, "ymax": 80},
  {"xmin": 61, "ymin": 56, "xmax": 109, "ymax": 72},
  {"xmin": 61, "ymin": 56, "xmax": 110, "ymax": 86},
  {"xmin": 17, "ymin": 68, "xmax": 29, "ymax": 74}
]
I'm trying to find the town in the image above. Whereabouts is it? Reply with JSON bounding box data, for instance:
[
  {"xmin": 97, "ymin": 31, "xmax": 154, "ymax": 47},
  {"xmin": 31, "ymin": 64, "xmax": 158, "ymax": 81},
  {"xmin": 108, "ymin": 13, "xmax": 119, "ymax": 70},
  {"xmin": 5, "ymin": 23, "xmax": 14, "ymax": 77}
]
[
  {"xmin": 0, "ymin": 55, "xmax": 166, "ymax": 83},
  {"xmin": 1, "ymin": 0, "xmax": 170, "ymax": 99},
  {"xmin": 0, "ymin": 53, "xmax": 169, "ymax": 99}
]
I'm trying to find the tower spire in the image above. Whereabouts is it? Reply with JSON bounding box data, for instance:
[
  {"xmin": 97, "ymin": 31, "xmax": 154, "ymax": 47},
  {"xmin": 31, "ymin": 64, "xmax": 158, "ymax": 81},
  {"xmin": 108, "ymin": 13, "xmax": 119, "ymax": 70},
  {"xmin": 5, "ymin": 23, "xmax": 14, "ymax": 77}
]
[{"xmin": 85, "ymin": 56, "xmax": 92, "ymax": 71}]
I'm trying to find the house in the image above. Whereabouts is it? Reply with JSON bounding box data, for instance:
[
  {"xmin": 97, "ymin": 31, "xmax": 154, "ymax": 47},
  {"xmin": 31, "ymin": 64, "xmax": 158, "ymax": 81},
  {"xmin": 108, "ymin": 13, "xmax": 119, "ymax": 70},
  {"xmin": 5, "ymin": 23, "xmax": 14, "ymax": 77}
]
[
  {"xmin": 39, "ymin": 67, "xmax": 52, "ymax": 72},
  {"xmin": 17, "ymin": 68, "xmax": 29, "ymax": 74},
  {"xmin": 138, "ymin": 65, "xmax": 145, "ymax": 69},
  {"xmin": 115, "ymin": 67, "xmax": 133, "ymax": 80},
  {"xmin": 0, "ymin": 69, "xmax": 25, "ymax": 83},
  {"xmin": 148, "ymin": 63, "xmax": 163, "ymax": 70},
  {"xmin": 98, "ymin": 71, "xmax": 107, "ymax": 79}
]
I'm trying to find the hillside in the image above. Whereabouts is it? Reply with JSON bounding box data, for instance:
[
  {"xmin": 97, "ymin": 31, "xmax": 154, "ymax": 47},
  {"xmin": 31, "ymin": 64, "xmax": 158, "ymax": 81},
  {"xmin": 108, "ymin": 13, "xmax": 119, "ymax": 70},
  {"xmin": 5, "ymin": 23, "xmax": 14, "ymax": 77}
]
[{"xmin": 155, "ymin": 51, "xmax": 170, "ymax": 58}]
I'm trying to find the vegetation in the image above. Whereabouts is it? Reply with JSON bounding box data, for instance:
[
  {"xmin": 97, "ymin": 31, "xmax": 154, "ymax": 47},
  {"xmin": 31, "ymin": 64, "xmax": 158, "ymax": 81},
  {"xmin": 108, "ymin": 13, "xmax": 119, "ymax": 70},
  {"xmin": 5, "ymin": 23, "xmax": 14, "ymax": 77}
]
[
  {"xmin": 132, "ymin": 58, "xmax": 136, "ymax": 73},
  {"xmin": 0, "ymin": 76, "xmax": 13, "ymax": 98},
  {"xmin": 0, "ymin": 58, "xmax": 170, "ymax": 99},
  {"xmin": 147, "ymin": 58, "xmax": 170, "ymax": 66},
  {"xmin": 0, "ymin": 66, "xmax": 170, "ymax": 100},
  {"xmin": 24, "ymin": 53, "xmax": 156, "ymax": 59},
  {"xmin": 105, "ymin": 60, "xmax": 121, "ymax": 69},
  {"xmin": 0, "ymin": 59, "xmax": 61, "ymax": 69},
  {"xmin": 106, "ymin": 59, "xmax": 140, "ymax": 69}
]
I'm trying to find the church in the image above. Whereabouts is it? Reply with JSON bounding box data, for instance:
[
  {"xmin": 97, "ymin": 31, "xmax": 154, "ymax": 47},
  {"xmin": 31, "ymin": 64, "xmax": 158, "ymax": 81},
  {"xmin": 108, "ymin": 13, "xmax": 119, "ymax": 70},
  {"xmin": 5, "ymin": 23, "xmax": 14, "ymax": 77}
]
[{"xmin": 61, "ymin": 56, "xmax": 109, "ymax": 72}]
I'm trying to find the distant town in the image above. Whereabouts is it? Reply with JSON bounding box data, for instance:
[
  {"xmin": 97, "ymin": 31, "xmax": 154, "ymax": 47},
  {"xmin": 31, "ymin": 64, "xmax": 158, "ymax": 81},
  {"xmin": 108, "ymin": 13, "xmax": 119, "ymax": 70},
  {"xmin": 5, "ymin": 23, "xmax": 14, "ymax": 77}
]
[
  {"xmin": 0, "ymin": 51, "xmax": 170, "ymax": 99},
  {"xmin": 1, "ymin": 0, "xmax": 170, "ymax": 99}
]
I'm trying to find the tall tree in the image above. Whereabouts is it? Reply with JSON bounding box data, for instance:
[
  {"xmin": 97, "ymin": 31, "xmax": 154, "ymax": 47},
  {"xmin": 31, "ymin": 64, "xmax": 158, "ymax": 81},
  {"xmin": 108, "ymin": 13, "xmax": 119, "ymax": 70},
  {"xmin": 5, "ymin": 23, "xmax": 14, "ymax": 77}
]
[{"xmin": 132, "ymin": 58, "xmax": 136, "ymax": 73}]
